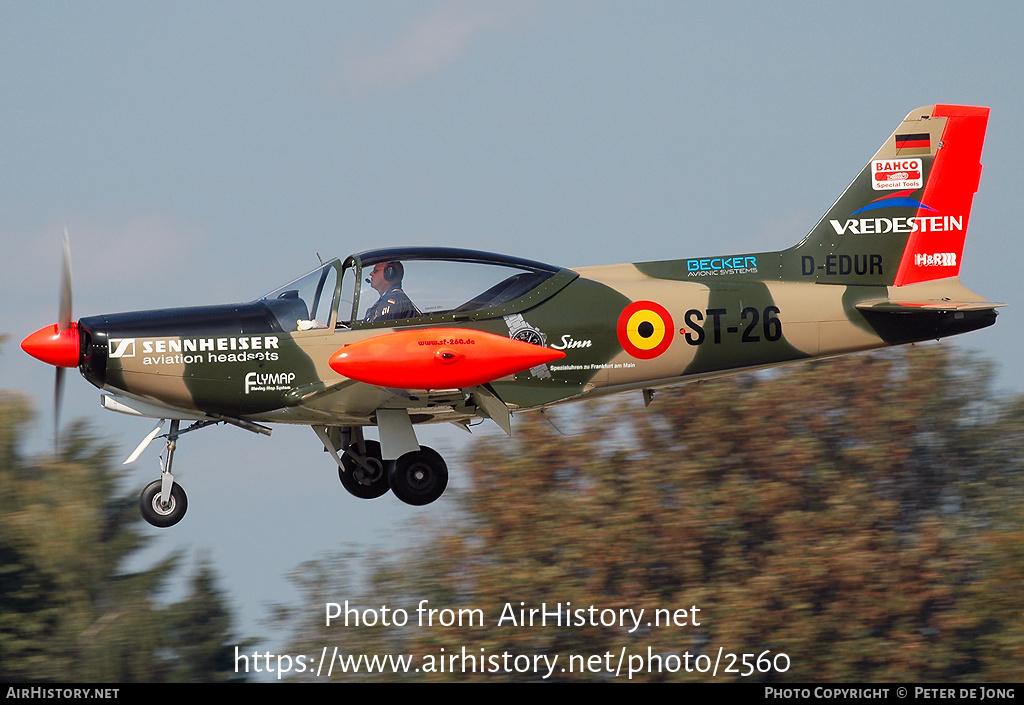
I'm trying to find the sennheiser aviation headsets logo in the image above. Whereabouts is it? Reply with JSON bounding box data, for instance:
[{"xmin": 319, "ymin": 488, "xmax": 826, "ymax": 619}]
[{"xmin": 108, "ymin": 339, "xmax": 136, "ymax": 358}]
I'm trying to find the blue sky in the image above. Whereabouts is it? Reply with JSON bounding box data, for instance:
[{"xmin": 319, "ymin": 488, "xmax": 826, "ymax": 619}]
[{"xmin": 2, "ymin": 1, "xmax": 1022, "ymax": 654}]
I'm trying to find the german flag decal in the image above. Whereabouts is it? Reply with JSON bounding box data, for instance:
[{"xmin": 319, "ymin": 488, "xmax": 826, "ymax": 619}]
[
  {"xmin": 617, "ymin": 301, "xmax": 674, "ymax": 359},
  {"xmin": 895, "ymin": 133, "xmax": 930, "ymax": 153}
]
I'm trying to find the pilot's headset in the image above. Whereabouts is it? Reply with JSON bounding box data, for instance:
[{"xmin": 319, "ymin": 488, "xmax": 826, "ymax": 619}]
[
  {"xmin": 365, "ymin": 261, "xmax": 404, "ymax": 285},
  {"xmin": 387, "ymin": 261, "xmax": 404, "ymax": 283}
]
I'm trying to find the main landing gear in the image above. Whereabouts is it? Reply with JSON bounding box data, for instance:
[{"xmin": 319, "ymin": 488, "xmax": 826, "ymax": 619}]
[
  {"xmin": 389, "ymin": 446, "xmax": 448, "ymax": 506},
  {"xmin": 339, "ymin": 439, "xmax": 389, "ymax": 499},
  {"xmin": 315, "ymin": 426, "xmax": 449, "ymax": 506}
]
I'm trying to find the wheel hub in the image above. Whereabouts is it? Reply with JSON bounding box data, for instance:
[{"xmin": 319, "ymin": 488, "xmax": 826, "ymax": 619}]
[
  {"xmin": 388, "ymin": 446, "xmax": 448, "ymax": 506},
  {"xmin": 353, "ymin": 459, "xmax": 384, "ymax": 486},
  {"xmin": 152, "ymin": 494, "xmax": 175, "ymax": 515},
  {"xmin": 405, "ymin": 464, "xmax": 432, "ymax": 488}
]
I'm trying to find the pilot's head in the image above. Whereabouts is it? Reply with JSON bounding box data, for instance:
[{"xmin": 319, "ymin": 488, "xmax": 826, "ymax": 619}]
[{"xmin": 369, "ymin": 261, "xmax": 403, "ymax": 294}]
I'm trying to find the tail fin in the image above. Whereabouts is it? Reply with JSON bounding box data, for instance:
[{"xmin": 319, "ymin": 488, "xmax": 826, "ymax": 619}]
[{"xmin": 789, "ymin": 104, "xmax": 989, "ymax": 287}]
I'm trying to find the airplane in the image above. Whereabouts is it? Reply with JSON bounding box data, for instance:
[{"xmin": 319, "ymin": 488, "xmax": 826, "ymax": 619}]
[{"xmin": 22, "ymin": 104, "xmax": 1002, "ymax": 528}]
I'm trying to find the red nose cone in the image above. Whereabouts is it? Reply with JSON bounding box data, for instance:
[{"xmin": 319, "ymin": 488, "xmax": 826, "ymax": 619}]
[
  {"xmin": 329, "ymin": 328, "xmax": 565, "ymax": 389},
  {"xmin": 21, "ymin": 322, "xmax": 80, "ymax": 368}
]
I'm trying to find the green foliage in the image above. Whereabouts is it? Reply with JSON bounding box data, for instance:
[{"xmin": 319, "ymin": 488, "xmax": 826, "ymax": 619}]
[
  {"xmin": 281, "ymin": 345, "xmax": 1024, "ymax": 681},
  {"xmin": 0, "ymin": 391, "xmax": 245, "ymax": 682},
  {"xmin": 163, "ymin": 556, "xmax": 248, "ymax": 682}
]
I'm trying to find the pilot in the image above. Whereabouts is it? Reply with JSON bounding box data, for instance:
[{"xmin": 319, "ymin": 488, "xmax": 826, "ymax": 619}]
[{"xmin": 364, "ymin": 261, "xmax": 418, "ymax": 322}]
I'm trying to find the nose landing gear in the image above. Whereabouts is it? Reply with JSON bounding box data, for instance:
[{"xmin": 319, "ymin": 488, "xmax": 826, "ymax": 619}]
[
  {"xmin": 131, "ymin": 416, "xmax": 246, "ymax": 528},
  {"xmin": 138, "ymin": 419, "xmax": 188, "ymax": 528},
  {"xmin": 140, "ymin": 478, "xmax": 188, "ymax": 527}
]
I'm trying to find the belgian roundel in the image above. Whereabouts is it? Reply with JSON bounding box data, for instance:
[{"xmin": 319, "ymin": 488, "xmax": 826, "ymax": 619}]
[{"xmin": 616, "ymin": 301, "xmax": 674, "ymax": 360}]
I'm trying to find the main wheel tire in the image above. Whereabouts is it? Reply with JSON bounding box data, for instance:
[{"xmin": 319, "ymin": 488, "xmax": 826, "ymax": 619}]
[
  {"xmin": 339, "ymin": 440, "xmax": 390, "ymax": 499},
  {"xmin": 388, "ymin": 446, "xmax": 448, "ymax": 506},
  {"xmin": 140, "ymin": 479, "xmax": 188, "ymax": 528}
]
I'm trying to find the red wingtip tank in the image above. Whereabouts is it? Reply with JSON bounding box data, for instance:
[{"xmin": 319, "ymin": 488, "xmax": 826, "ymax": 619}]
[
  {"xmin": 21, "ymin": 322, "xmax": 81, "ymax": 368},
  {"xmin": 328, "ymin": 328, "xmax": 565, "ymax": 389}
]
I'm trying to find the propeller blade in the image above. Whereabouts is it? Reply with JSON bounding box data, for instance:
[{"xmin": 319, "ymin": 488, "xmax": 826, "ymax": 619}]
[
  {"xmin": 54, "ymin": 367, "xmax": 65, "ymax": 452},
  {"xmin": 58, "ymin": 228, "xmax": 73, "ymax": 331},
  {"xmin": 19, "ymin": 231, "xmax": 80, "ymax": 453},
  {"xmin": 56, "ymin": 230, "xmax": 73, "ymax": 451}
]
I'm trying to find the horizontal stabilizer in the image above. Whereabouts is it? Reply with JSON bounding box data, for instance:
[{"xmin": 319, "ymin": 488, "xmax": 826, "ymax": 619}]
[
  {"xmin": 855, "ymin": 290, "xmax": 1000, "ymax": 344},
  {"xmin": 855, "ymin": 299, "xmax": 1006, "ymax": 313}
]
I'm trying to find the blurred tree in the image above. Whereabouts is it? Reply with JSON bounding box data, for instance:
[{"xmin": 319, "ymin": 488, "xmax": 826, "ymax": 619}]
[
  {"xmin": 280, "ymin": 345, "xmax": 1024, "ymax": 682},
  {"xmin": 0, "ymin": 366, "xmax": 246, "ymax": 681},
  {"xmin": 163, "ymin": 555, "xmax": 247, "ymax": 682}
]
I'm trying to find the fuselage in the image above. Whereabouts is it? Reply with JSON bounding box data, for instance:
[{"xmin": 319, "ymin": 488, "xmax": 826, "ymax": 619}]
[{"xmin": 72, "ymin": 252, "xmax": 996, "ymax": 429}]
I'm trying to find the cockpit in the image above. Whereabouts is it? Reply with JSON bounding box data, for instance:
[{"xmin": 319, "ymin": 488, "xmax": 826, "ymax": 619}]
[{"xmin": 259, "ymin": 247, "xmax": 575, "ymax": 332}]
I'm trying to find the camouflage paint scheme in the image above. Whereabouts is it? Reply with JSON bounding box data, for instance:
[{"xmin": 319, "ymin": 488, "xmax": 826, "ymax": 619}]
[
  {"xmin": 80, "ymin": 105, "xmax": 997, "ymax": 423},
  {"xmin": 28, "ymin": 104, "xmax": 1002, "ymax": 521}
]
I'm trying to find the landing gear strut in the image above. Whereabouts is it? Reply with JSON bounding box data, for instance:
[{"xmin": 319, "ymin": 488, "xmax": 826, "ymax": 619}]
[
  {"xmin": 315, "ymin": 426, "xmax": 391, "ymax": 499},
  {"xmin": 339, "ymin": 439, "xmax": 389, "ymax": 499},
  {"xmin": 126, "ymin": 414, "xmax": 268, "ymax": 528},
  {"xmin": 139, "ymin": 419, "xmax": 188, "ymax": 527}
]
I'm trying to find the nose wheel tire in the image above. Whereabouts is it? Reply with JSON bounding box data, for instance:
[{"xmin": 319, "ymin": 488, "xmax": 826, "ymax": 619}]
[
  {"xmin": 339, "ymin": 440, "xmax": 390, "ymax": 499},
  {"xmin": 140, "ymin": 479, "xmax": 188, "ymax": 528},
  {"xmin": 388, "ymin": 446, "xmax": 448, "ymax": 506}
]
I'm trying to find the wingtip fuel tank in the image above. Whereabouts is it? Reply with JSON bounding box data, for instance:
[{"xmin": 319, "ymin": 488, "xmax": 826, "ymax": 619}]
[{"xmin": 328, "ymin": 328, "xmax": 565, "ymax": 389}]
